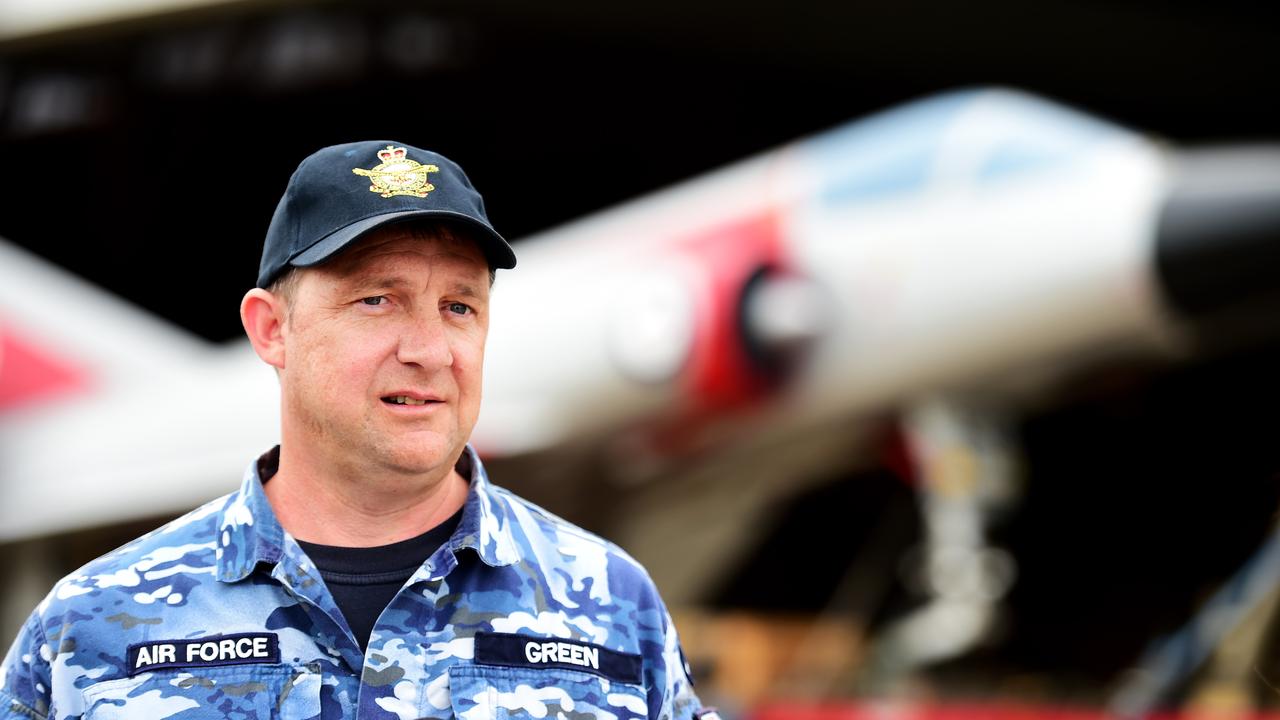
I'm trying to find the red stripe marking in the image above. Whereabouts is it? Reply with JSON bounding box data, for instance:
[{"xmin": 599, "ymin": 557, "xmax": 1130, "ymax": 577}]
[{"xmin": 0, "ymin": 323, "xmax": 89, "ymax": 411}]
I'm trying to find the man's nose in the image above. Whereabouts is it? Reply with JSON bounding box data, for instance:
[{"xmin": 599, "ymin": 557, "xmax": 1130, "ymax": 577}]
[{"xmin": 397, "ymin": 312, "xmax": 454, "ymax": 368}]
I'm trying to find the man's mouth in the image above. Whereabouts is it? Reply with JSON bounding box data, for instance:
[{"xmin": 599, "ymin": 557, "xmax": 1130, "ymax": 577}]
[{"xmin": 382, "ymin": 395, "xmax": 438, "ymax": 406}]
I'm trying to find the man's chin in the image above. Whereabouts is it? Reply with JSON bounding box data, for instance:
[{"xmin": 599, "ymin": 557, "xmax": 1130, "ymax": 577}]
[{"xmin": 374, "ymin": 441, "xmax": 459, "ymax": 477}]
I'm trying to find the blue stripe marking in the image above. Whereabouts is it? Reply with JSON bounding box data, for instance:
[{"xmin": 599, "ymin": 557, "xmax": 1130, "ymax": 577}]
[{"xmin": 802, "ymin": 88, "xmax": 1131, "ymax": 207}]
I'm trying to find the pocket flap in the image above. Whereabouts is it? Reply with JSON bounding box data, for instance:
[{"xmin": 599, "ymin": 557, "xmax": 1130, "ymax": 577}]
[
  {"xmin": 82, "ymin": 664, "xmax": 321, "ymax": 719},
  {"xmin": 449, "ymin": 664, "xmax": 649, "ymax": 720}
]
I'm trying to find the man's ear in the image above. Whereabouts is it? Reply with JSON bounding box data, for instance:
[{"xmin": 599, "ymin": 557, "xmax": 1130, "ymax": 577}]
[{"xmin": 241, "ymin": 288, "xmax": 287, "ymax": 370}]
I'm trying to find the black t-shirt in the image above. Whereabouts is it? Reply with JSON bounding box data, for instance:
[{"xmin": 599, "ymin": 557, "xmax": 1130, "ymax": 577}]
[
  {"xmin": 258, "ymin": 448, "xmax": 468, "ymax": 651},
  {"xmin": 297, "ymin": 507, "xmax": 463, "ymax": 652}
]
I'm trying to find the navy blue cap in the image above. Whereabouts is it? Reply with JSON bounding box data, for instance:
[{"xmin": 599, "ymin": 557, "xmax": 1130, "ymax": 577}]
[{"xmin": 257, "ymin": 140, "xmax": 516, "ymax": 288}]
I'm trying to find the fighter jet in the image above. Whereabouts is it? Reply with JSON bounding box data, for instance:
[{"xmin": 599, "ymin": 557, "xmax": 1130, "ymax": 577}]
[{"xmin": 2, "ymin": 87, "xmax": 1279, "ymax": 714}]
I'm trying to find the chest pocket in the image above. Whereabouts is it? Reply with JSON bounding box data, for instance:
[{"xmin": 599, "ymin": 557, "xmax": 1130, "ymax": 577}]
[
  {"xmin": 448, "ymin": 664, "xmax": 649, "ymax": 720},
  {"xmin": 81, "ymin": 663, "xmax": 321, "ymax": 720}
]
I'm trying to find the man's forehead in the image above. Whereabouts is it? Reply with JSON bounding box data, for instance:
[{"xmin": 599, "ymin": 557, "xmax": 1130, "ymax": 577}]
[{"xmin": 328, "ymin": 225, "xmax": 488, "ymax": 273}]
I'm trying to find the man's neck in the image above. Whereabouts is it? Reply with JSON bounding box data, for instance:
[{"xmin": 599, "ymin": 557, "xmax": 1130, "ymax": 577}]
[{"xmin": 264, "ymin": 445, "xmax": 470, "ymax": 547}]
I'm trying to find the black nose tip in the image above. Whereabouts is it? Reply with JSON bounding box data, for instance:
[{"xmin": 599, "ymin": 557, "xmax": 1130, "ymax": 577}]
[{"xmin": 1155, "ymin": 146, "xmax": 1280, "ymax": 318}]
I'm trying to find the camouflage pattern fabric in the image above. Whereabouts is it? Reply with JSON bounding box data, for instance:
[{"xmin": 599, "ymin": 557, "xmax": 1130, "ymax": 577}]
[{"xmin": 0, "ymin": 446, "xmax": 702, "ymax": 719}]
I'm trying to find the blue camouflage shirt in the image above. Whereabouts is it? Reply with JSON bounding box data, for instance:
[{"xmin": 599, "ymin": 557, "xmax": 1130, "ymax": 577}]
[{"xmin": 0, "ymin": 446, "xmax": 701, "ymax": 720}]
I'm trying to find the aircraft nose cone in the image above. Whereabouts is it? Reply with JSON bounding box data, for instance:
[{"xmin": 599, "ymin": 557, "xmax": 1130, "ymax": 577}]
[{"xmin": 1155, "ymin": 146, "xmax": 1280, "ymax": 318}]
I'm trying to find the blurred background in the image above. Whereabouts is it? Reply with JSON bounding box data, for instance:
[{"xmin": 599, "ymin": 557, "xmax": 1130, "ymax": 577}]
[{"xmin": 3, "ymin": 1, "xmax": 1280, "ymax": 718}]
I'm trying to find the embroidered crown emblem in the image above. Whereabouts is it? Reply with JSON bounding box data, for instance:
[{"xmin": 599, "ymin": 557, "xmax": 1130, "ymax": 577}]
[{"xmin": 352, "ymin": 146, "xmax": 439, "ymax": 198}]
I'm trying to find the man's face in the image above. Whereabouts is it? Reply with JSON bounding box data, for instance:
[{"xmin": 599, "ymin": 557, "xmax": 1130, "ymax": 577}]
[{"xmin": 278, "ymin": 225, "xmax": 490, "ymax": 479}]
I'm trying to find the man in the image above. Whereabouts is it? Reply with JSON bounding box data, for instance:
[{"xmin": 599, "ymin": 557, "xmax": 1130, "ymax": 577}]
[{"xmin": 1, "ymin": 141, "xmax": 704, "ymax": 720}]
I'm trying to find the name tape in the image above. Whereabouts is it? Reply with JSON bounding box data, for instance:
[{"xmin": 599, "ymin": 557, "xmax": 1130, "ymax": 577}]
[
  {"xmin": 474, "ymin": 631, "xmax": 642, "ymax": 684},
  {"xmin": 127, "ymin": 633, "xmax": 279, "ymax": 676}
]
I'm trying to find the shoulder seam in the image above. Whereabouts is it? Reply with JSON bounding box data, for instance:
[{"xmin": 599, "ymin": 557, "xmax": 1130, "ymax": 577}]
[
  {"xmin": 489, "ymin": 485, "xmax": 653, "ymax": 580},
  {"xmin": 28, "ymin": 614, "xmax": 48, "ymax": 660},
  {"xmin": 20, "ymin": 609, "xmax": 51, "ymax": 676},
  {"xmin": 23, "ymin": 606, "xmax": 52, "ymax": 720},
  {"xmin": 63, "ymin": 492, "xmax": 231, "ymax": 581},
  {"xmin": 490, "ymin": 485, "xmax": 608, "ymax": 544}
]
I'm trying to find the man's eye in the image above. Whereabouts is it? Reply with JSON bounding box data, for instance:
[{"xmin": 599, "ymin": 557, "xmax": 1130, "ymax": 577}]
[
  {"xmin": 448, "ymin": 302, "xmax": 471, "ymax": 315},
  {"xmin": 360, "ymin": 296, "xmax": 386, "ymax": 306}
]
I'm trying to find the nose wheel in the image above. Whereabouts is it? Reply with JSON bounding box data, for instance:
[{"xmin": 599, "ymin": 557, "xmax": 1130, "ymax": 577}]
[{"xmin": 860, "ymin": 396, "xmax": 1020, "ymax": 694}]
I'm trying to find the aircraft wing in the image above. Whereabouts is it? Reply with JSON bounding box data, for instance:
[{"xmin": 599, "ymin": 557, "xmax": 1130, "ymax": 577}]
[{"xmin": 0, "ymin": 239, "xmax": 279, "ymax": 539}]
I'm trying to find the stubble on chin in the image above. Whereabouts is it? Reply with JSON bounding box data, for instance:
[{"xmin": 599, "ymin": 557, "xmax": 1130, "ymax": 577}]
[{"xmin": 287, "ymin": 387, "xmax": 460, "ymax": 485}]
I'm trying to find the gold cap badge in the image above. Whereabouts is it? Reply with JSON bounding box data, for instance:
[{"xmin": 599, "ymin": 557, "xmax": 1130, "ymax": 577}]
[{"xmin": 352, "ymin": 146, "xmax": 439, "ymax": 198}]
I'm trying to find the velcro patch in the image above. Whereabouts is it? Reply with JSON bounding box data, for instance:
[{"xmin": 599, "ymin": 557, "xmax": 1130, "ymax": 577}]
[
  {"xmin": 474, "ymin": 631, "xmax": 642, "ymax": 684},
  {"xmin": 127, "ymin": 633, "xmax": 279, "ymax": 676}
]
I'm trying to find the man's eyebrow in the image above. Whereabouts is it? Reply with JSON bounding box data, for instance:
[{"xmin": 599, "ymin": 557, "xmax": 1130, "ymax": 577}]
[
  {"xmin": 452, "ymin": 284, "xmax": 485, "ymax": 301},
  {"xmin": 344, "ymin": 276, "xmax": 486, "ymax": 301},
  {"xmin": 349, "ymin": 275, "xmax": 414, "ymax": 291}
]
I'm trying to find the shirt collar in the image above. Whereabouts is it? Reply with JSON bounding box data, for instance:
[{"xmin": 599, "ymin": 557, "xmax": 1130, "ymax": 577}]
[
  {"xmin": 215, "ymin": 444, "xmax": 520, "ymax": 583},
  {"xmin": 447, "ymin": 444, "xmax": 522, "ymax": 568}
]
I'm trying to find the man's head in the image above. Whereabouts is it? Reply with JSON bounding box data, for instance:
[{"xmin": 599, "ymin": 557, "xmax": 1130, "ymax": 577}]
[
  {"xmin": 241, "ymin": 141, "xmax": 514, "ymax": 482},
  {"xmin": 256, "ymin": 140, "xmax": 514, "ymax": 290}
]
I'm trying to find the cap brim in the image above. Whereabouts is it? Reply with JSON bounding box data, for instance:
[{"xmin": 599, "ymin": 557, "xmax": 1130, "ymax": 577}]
[{"xmin": 291, "ymin": 209, "xmax": 517, "ymax": 271}]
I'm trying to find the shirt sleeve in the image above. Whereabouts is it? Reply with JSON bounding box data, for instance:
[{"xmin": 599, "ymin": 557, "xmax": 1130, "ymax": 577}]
[
  {"xmin": 1, "ymin": 611, "xmax": 52, "ymax": 720},
  {"xmin": 656, "ymin": 604, "xmax": 702, "ymax": 720}
]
